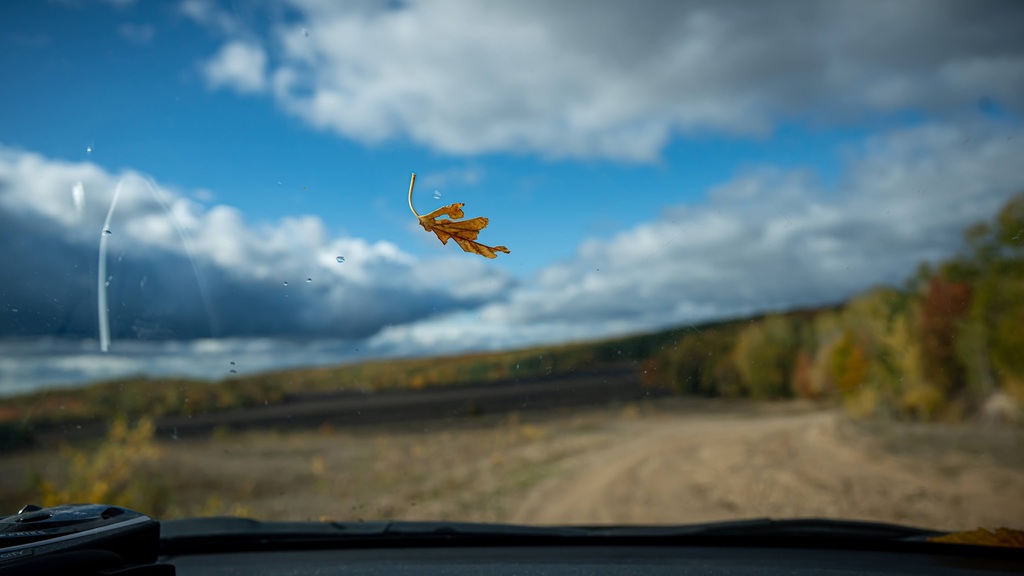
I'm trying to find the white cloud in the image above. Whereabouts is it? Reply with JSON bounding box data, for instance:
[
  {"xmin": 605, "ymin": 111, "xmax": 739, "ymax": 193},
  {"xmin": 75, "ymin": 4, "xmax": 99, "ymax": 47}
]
[
  {"xmin": 178, "ymin": 0, "xmax": 243, "ymax": 36},
  {"xmin": 2, "ymin": 120, "xmax": 1021, "ymax": 391},
  {"xmin": 372, "ymin": 121, "xmax": 1024, "ymax": 353},
  {"xmin": 203, "ymin": 41, "xmax": 268, "ymax": 93},
  {"xmin": 0, "ymin": 145, "xmax": 513, "ymax": 346},
  {"xmin": 189, "ymin": 0, "xmax": 1024, "ymax": 161}
]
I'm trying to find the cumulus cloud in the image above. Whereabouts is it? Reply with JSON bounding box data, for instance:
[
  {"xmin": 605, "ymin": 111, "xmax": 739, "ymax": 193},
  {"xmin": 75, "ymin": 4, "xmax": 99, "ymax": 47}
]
[
  {"xmin": 178, "ymin": 0, "xmax": 244, "ymax": 36},
  {"xmin": 203, "ymin": 40, "xmax": 268, "ymax": 93},
  {"xmin": 2, "ymin": 120, "xmax": 1021, "ymax": 392},
  {"xmin": 187, "ymin": 0, "xmax": 1024, "ymax": 161},
  {"xmin": 0, "ymin": 146, "xmax": 514, "ymax": 345},
  {"xmin": 370, "ymin": 121, "xmax": 1024, "ymax": 353}
]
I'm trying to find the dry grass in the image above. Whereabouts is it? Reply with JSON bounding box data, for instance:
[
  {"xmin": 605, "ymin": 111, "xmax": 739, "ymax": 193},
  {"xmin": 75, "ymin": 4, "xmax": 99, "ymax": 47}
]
[
  {"xmin": 150, "ymin": 407, "xmax": 633, "ymax": 521},
  {"xmin": 3, "ymin": 399, "xmax": 1022, "ymax": 530}
]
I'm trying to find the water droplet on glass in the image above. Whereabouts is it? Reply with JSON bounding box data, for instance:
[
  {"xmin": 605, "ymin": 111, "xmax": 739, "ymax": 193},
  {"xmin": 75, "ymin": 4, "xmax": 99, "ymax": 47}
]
[
  {"xmin": 433, "ymin": 190, "xmax": 441, "ymax": 200},
  {"xmin": 283, "ymin": 281, "xmax": 289, "ymax": 286},
  {"xmin": 306, "ymin": 277, "xmax": 312, "ymax": 283},
  {"xmin": 336, "ymin": 256, "xmax": 345, "ymax": 263},
  {"xmin": 302, "ymin": 28, "xmax": 309, "ymax": 37},
  {"xmin": 72, "ymin": 181, "xmax": 85, "ymax": 214},
  {"xmin": 102, "ymin": 229, "xmax": 112, "ymax": 236},
  {"xmin": 277, "ymin": 181, "xmax": 283, "ymax": 187}
]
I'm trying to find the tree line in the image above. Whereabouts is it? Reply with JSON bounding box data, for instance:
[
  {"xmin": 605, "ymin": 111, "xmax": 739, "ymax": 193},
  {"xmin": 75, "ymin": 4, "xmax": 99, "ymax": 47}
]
[{"xmin": 641, "ymin": 191, "xmax": 1024, "ymax": 422}]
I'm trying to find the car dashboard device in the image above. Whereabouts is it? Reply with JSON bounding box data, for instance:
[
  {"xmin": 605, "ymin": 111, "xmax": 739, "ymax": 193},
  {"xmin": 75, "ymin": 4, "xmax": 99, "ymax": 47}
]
[{"xmin": 0, "ymin": 504, "xmax": 171, "ymax": 575}]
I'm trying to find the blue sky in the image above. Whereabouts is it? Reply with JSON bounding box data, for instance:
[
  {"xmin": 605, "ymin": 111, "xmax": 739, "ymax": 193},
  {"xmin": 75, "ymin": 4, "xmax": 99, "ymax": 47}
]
[
  {"xmin": 0, "ymin": 0, "xmax": 867, "ymax": 267},
  {"xmin": 1, "ymin": 0, "xmax": 1023, "ymax": 394}
]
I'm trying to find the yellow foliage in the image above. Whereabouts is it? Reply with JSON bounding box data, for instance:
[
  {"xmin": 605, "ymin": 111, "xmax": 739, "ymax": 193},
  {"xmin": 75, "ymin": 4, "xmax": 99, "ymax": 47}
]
[
  {"xmin": 1001, "ymin": 375, "xmax": 1024, "ymax": 405},
  {"xmin": 38, "ymin": 417, "xmax": 167, "ymax": 514},
  {"xmin": 900, "ymin": 384, "xmax": 946, "ymax": 421},
  {"xmin": 810, "ymin": 334, "xmax": 840, "ymax": 396},
  {"xmin": 843, "ymin": 386, "xmax": 880, "ymax": 418},
  {"xmin": 929, "ymin": 527, "xmax": 1024, "ymax": 548},
  {"xmin": 193, "ymin": 495, "xmax": 253, "ymax": 518},
  {"xmin": 831, "ymin": 331, "xmax": 868, "ymax": 393},
  {"xmin": 517, "ymin": 423, "xmax": 548, "ymax": 441},
  {"xmin": 733, "ymin": 315, "xmax": 798, "ymax": 398},
  {"xmin": 879, "ymin": 313, "xmax": 925, "ymax": 391}
]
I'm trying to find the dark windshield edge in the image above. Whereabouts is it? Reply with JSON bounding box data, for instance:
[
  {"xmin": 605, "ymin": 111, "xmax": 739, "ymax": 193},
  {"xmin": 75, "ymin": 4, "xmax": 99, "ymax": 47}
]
[{"xmin": 154, "ymin": 517, "xmax": 1024, "ymax": 559}]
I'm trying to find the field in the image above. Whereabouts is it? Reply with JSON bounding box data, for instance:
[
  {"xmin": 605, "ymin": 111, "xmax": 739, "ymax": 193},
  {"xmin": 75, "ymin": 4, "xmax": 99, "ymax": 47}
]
[{"xmin": 4, "ymin": 398, "xmax": 1022, "ymax": 531}]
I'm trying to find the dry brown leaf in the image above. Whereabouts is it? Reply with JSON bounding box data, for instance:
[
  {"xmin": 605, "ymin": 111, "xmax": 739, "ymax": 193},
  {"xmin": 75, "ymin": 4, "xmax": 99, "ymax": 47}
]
[
  {"xmin": 928, "ymin": 527, "xmax": 1024, "ymax": 548},
  {"xmin": 407, "ymin": 173, "xmax": 509, "ymax": 259}
]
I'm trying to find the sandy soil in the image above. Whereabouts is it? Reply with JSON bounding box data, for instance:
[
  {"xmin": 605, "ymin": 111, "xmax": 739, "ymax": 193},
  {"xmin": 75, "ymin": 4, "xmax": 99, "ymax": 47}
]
[
  {"xmin": 5, "ymin": 400, "xmax": 1022, "ymax": 530},
  {"xmin": 511, "ymin": 406, "xmax": 1024, "ymax": 530}
]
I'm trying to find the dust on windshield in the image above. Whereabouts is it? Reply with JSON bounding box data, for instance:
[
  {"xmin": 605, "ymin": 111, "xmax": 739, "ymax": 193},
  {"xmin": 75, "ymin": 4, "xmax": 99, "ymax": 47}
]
[{"xmin": 1, "ymin": 0, "xmax": 1023, "ymax": 532}]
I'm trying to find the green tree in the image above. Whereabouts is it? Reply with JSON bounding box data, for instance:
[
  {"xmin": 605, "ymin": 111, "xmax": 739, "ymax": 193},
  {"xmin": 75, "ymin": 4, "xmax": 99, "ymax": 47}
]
[
  {"xmin": 733, "ymin": 315, "xmax": 801, "ymax": 399},
  {"xmin": 955, "ymin": 192, "xmax": 1024, "ymax": 406},
  {"xmin": 642, "ymin": 327, "xmax": 741, "ymax": 397}
]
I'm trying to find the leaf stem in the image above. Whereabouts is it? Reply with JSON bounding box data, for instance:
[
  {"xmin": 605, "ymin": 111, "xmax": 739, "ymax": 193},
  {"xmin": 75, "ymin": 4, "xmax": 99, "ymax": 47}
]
[{"xmin": 407, "ymin": 173, "xmax": 419, "ymax": 218}]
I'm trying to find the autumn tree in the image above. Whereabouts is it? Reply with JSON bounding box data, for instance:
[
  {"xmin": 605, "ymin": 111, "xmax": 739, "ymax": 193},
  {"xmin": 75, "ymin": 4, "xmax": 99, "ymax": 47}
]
[
  {"xmin": 790, "ymin": 350, "xmax": 817, "ymax": 398},
  {"xmin": 958, "ymin": 192, "xmax": 1024, "ymax": 404},
  {"xmin": 733, "ymin": 315, "xmax": 802, "ymax": 399},
  {"xmin": 643, "ymin": 327, "xmax": 741, "ymax": 397},
  {"xmin": 830, "ymin": 330, "xmax": 868, "ymax": 394},
  {"xmin": 917, "ymin": 276, "xmax": 973, "ymax": 396}
]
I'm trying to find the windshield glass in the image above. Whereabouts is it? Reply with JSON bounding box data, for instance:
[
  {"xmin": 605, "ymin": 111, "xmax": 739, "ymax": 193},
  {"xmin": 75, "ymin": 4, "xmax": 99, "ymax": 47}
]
[{"xmin": 1, "ymin": 0, "xmax": 1022, "ymax": 532}]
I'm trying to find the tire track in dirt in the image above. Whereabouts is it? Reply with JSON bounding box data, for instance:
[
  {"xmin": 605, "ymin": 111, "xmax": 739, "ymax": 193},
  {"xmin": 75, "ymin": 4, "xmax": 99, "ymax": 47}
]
[{"xmin": 511, "ymin": 410, "xmax": 1024, "ymax": 530}]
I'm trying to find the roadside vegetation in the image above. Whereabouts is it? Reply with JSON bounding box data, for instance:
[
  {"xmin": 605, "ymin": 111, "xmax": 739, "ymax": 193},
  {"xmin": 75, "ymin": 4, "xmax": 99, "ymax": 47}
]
[{"xmin": 642, "ymin": 191, "xmax": 1024, "ymax": 424}]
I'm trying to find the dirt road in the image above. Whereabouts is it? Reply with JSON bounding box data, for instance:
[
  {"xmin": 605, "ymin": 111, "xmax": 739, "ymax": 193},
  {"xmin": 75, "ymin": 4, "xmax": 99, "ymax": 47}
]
[
  {"xmin": 7, "ymin": 400, "xmax": 1021, "ymax": 530},
  {"xmin": 511, "ymin": 406, "xmax": 1024, "ymax": 530}
]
